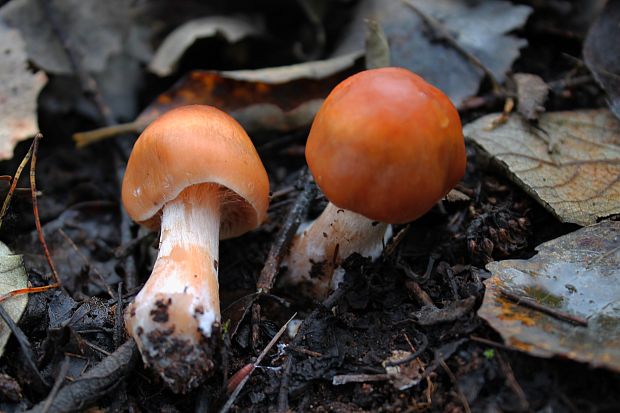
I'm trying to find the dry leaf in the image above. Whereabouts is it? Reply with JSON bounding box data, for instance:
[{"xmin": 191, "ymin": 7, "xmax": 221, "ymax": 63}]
[
  {"xmin": 0, "ymin": 22, "xmax": 47, "ymax": 160},
  {"xmin": 334, "ymin": 0, "xmax": 531, "ymax": 106},
  {"xmin": 0, "ymin": 0, "xmax": 143, "ymax": 75},
  {"xmin": 135, "ymin": 67, "xmax": 354, "ymax": 133},
  {"xmin": 218, "ymin": 52, "xmax": 361, "ymax": 83},
  {"xmin": 514, "ymin": 73, "xmax": 548, "ymax": 121},
  {"xmin": 0, "ymin": 240, "xmax": 28, "ymax": 358},
  {"xmin": 478, "ymin": 220, "xmax": 620, "ymax": 372},
  {"xmin": 584, "ymin": 0, "xmax": 620, "ymax": 121},
  {"xmin": 74, "ymin": 54, "xmax": 361, "ymax": 145},
  {"xmin": 149, "ymin": 16, "xmax": 263, "ymax": 77},
  {"xmin": 464, "ymin": 110, "xmax": 620, "ymax": 225}
]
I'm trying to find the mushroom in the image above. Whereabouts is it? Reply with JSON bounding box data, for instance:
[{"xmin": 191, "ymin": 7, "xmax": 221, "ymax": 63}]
[
  {"xmin": 283, "ymin": 67, "xmax": 466, "ymax": 297},
  {"xmin": 121, "ymin": 105, "xmax": 269, "ymax": 393}
]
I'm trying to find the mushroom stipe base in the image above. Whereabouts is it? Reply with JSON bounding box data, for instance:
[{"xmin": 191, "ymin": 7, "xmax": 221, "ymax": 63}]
[
  {"xmin": 125, "ymin": 184, "xmax": 223, "ymax": 392},
  {"xmin": 140, "ymin": 320, "xmax": 220, "ymax": 394},
  {"xmin": 283, "ymin": 202, "xmax": 392, "ymax": 298}
]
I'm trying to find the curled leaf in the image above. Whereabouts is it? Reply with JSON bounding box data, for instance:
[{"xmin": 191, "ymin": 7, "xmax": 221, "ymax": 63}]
[{"xmin": 149, "ymin": 16, "xmax": 263, "ymax": 77}]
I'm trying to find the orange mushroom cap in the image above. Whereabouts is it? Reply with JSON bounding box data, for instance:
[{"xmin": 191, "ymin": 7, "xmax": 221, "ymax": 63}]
[
  {"xmin": 122, "ymin": 105, "xmax": 269, "ymax": 238},
  {"xmin": 306, "ymin": 67, "xmax": 466, "ymax": 224}
]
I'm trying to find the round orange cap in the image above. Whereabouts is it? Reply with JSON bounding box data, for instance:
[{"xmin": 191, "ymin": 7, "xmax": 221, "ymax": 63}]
[
  {"xmin": 306, "ymin": 67, "xmax": 466, "ymax": 224},
  {"xmin": 122, "ymin": 105, "xmax": 269, "ymax": 239}
]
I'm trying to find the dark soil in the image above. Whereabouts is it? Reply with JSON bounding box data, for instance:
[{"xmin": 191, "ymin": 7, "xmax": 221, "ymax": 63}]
[{"xmin": 0, "ymin": 1, "xmax": 618, "ymax": 412}]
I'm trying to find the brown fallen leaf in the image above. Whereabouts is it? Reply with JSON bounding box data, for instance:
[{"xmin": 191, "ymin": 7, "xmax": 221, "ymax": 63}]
[
  {"xmin": 0, "ymin": 23, "xmax": 47, "ymax": 160},
  {"xmin": 74, "ymin": 54, "xmax": 361, "ymax": 146},
  {"xmin": 464, "ymin": 110, "xmax": 620, "ymax": 225},
  {"xmin": 478, "ymin": 220, "xmax": 620, "ymax": 372}
]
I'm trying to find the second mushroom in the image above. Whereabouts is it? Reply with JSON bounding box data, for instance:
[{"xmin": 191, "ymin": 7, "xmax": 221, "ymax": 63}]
[{"xmin": 283, "ymin": 67, "xmax": 466, "ymax": 298}]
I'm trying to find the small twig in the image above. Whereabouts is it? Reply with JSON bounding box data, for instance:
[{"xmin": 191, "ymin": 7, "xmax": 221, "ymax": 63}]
[
  {"xmin": 439, "ymin": 358, "xmax": 472, "ymax": 413},
  {"xmin": 547, "ymin": 74, "xmax": 593, "ymax": 92},
  {"xmin": 424, "ymin": 254, "xmax": 438, "ymax": 279},
  {"xmin": 41, "ymin": 357, "xmax": 70, "ymax": 413},
  {"xmin": 251, "ymin": 302, "xmax": 261, "ymax": 352},
  {"xmin": 402, "ymin": 0, "xmax": 502, "ymax": 94},
  {"xmin": 469, "ymin": 335, "xmax": 517, "ymax": 353},
  {"xmin": 0, "ymin": 140, "xmax": 35, "ymax": 230},
  {"xmin": 30, "ymin": 134, "xmax": 60, "ymax": 286},
  {"xmin": 499, "ymin": 289, "xmax": 588, "ymax": 327},
  {"xmin": 384, "ymin": 333, "xmax": 428, "ymax": 367},
  {"xmin": 114, "ymin": 282, "xmax": 124, "ymax": 348},
  {"xmin": 288, "ymin": 345, "xmax": 323, "ymax": 358},
  {"xmin": 441, "ymin": 263, "xmax": 460, "ymax": 301},
  {"xmin": 82, "ymin": 339, "xmax": 112, "ymax": 356},
  {"xmin": 270, "ymin": 186, "xmax": 296, "ymax": 200},
  {"xmin": 257, "ymin": 169, "xmax": 316, "ymax": 292},
  {"xmin": 405, "ymin": 280, "xmax": 435, "ymax": 307},
  {"xmin": 0, "ymin": 305, "xmax": 49, "ymax": 392},
  {"xmin": 249, "ymin": 169, "xmax": 315, "ymax": 351},
  {"xmin": 219, "ymin": 313, "xmax": 297, "ymax": 413},
  {"xmin": 495, "ymin": 351, "xmax": 531, "ymax": 412},
  {"xmin": 382, "ymin": 224, "xmax": 410, "ymax": 257},
  {"xmin": 26, "ymin": 340, "xmax": 138, "ymax": 413},
  {"xmin": 73, "ymin": 122, "xmax": 144, "ymax": 148},
  {"xmin": 332, "ymin": 373, "xmax": 391, "ymax": 385},
  {"xmin": 276, "ymin": 357, "xmax": 293, "ymax": 413},
  {"xmin": 0, "ymin": 285, "xmax": 59, "ymax": 304}
]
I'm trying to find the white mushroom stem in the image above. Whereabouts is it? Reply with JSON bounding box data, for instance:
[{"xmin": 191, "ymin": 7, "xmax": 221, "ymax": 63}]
[
  {"xmin": 125, "ymin": 184, "xmax": 221, "ymax": 392},
  {"xmin": 283, "ymin": 202, "xmax": 392, "ymax": 298}
]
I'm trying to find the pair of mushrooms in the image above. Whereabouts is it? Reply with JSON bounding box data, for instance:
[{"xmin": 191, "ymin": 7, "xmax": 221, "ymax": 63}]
[{"xmin": 121, "ymin": 67, "xmax": 466, "ymax": 393}]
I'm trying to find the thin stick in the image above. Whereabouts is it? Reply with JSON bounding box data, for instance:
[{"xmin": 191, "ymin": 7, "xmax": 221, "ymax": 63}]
[
  {"xmin": 469, "ymin": 335, "xmax": 517, "ymax": 352},
  {"xmin": 0, "ymin": 140, "xmax": 35, "ymax": 230},
  {"xmin": 41, "ymin": 356, "xmax": 70, "ymax": 413},
  {"xmin": 0, "ymin": 285, "xmax": 59, "ymax": 304},
  {"xmin": 114, "ymin": 282, "xmax": 124, "ymax": 348},
  {"xmin": 219, "ymin": 313, "xmax": 297, "ymax": 413},
  {"xmin": 0, "ymin": 304, "xmax": 49, "ymax": 392},
  {"xmin": 384, "ymin": 333, "xmax": 428, "ymax": 367},
  {"xmin": 73, "ymin": 122, "xmax": 144, "ymax": 148},
  {"xmin": 30, "ymin": 133, "xmax": 60, "ymax": 285},
  {"xmin": 276, "ymin": 357, "xmax": 293, "ymax": 413},
  {"xmin": 499, "ymin": 289, "xmax": 588, "ymax": 327},
  {"xmin": 402, "ymin": 0, "xmax": 502, "ymax": 94},
  {"xmin": 439, "ymin": 358, "xmax": 472, "ymax": 413},
  {"xmin": 495, "ymin": 351, "xmax": 531, "ymax": 412},
  {"xmin": 256, "ymin": 169, "xmax": 316, "ymax": 292}
]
